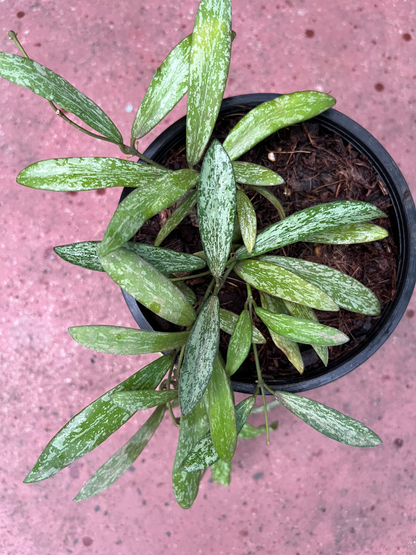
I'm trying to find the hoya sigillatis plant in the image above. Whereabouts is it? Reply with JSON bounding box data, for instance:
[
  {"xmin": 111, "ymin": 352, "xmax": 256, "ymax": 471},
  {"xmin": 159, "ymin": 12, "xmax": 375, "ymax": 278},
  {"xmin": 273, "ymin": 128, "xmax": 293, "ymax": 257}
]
[{"xmin": 1, "ymin": 0, "xmax": 387, "ymax": 508}]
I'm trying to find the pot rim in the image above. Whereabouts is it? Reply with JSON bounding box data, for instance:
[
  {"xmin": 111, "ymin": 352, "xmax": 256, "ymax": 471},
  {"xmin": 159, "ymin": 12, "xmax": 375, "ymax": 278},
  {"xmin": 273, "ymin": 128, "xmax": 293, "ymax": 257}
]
[{"xmin": 120, "ymin": 93, "xmax": 416, "ymax": 394}]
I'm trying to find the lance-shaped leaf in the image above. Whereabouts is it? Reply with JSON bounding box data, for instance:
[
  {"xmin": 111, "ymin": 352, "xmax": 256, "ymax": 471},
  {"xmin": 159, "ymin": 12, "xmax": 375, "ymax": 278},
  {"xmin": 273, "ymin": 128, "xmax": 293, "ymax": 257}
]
[
  {"xmin": 100, "ymin": 248, "xmax": 196, "ymax": 327},
  {"xmin": 186, "ymin": 0, "xmax": 232, "ymax": 166},
  {"xmin": 112, "ymin": 389, "xmax": 178, "ymax": 412},
  {"xmin": 274, "ymin": 391, "xmax": 382, "ymax": 447},
  {"xmin": 198, "ymin": 139, "xmax": 236, "ymax": 277},
  {"xmin": 236, "ymin": 190, "xmax": 257, "ymax": 254},
  {"xmin": 173, "ymin": 395, "xmax": 209, "ymax": 509},
  {"xmin": 232, "ymin": 162, "xmax": 284, "ymax": 186},
  {"xmin": 225, "ymin": 309, "xmax": 252, "ymax": 376},
  {"xmin": 211, "ymin": 459, "xmax": 231, "ymax": 486},
  {"xmin": 283, "ymin": 299, "xmax": 328, "ymax": 366},
  {"xmin": 236, "ymin": 201, "xmax": 387, "ymax": 260},
  {"xmin": 260, "ymin": 292, "xmax": 304, "ymax": 374},
  {"xmin": 154, "ymin": 190, "xmax": 198, "ymax": 247},
  {"xmin": 220, "ymin": 308, "xmax": 266, "ymax": 344},
  {"xmin": 0, "ymin": 54, "xmax": 122, "ymax": 143},
  {"xmin": 181, "ymin": 397, "xmax": 255, "ymax": 472},
  {"xmin": 235, "ymin": 260, "xmax": 339, "ymax": 311},
  {"xmin": 100, "ymin": 169, "xmax": 199, "ymax": 256},
  {"xmin": 68, "ymin": 326, "xmax": 190, "ymax": 355},
  {"xmin": 174, "ymin": 281, "xmax": 197, "ymax": 305},
  {"xmin": 256, "ymin": 308, "xmax": 349, "ymax": 346},
  {"xmin": 74, "ymin": 405, "xmax": 165, "ymax": 501},
  {"xmin": 251, "ymin": 399, "xmax": 280, "ymax": 414},
  {"xmin": 248, "ymin": 185, "xmax": 285, "ymax": 220},
  {"xmin": 55, "ymin": 240, "xmax": 205, "ymax": 275},
  {"xmin": 305, "ymin": 223, "xmax": 388, "ymax": 244},
  {"xmin": 208, "ymin": 357, "xmax": 237, "ymax": 461},
  {"xmin": 24, "ymin": 355, "xmax": 171, "ymax": 483},
  {"xmin": 179, "ymin": 296, "xmax": 220, "ymax": 416},
  {"xmin": 223, "ymin": 91, "xmax": 336, "ymax": 161},
  {"xmin": 17, "ymin": 157, "xmax": 168, "ymax": 192},
  {"xmin": 261, "ymin": 255, "xmax": 381, "ymax": 316},
  {"xmin": 239, "ymin": 421, "xmax": 278, "ymax": 439}
]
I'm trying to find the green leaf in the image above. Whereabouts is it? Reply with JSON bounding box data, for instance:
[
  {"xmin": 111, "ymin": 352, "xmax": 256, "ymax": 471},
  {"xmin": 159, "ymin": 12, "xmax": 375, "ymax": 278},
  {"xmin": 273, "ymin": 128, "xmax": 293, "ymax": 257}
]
[
  {"xmin": 186, "ymin": 0, "xmax": 232, "ymax": 166},
  {"xmin": 232, "ymin": 161, "xmax": 284, "ymax": 186},
  {"xmin": 68, "ymin": 326, "xmax": 190, "ymax": 355},
  {"xmin": 198, "ymin": 139, "xmax": 236, "ymax": 278},
  {"xmin": 259, "ymin": 292, "xmax": 304, "ymax": 374},
  {"xmin": 251, "ymin": 399, "xmax": 280, "ymax": 414},
  {"xmin": 248, "ymin": 185, "xmax": 285, "ymax": 220},
  {"xmin": 283, "ymin": 299, "xmax": 328, "ymax": 366},
  {"xmin": 239, "ymin": 421, "xmax": 278, "ymax": 439},
  {"xmin": 17, "ymin": 157, "xmax": 168, "ymax": 192},
  {"xmin": 100, "ymin": 248, "xmax": 196, "ymax": 327},
  {"xmin": 274, "ymin": 391, "xmax": 382, "ymax": 447},
  {"xmin": 236, "ymin": 190, "xmax": 257, "ymax": 255},
  {"xmin": 112, "ymin": 389, "xmax": 177, "ymax": 411},
  {"xmin": 235, "ymin": 259, "xmax": 339, "ymax": 311},
  {"xmin": 181, "ymin": 397, "xmax": 255, "ymax": 472},
  {"xmin": 74, "ymin": 405, "xmax": 165, "ymax": 501},
  {"xmin": 225, "ymin": 309, "xmax": 252, "ymax": 376},
  {"xmin": 223, "ymin": 91, "xmax": 336, "ymax": 161},
  {"xmin": 173, "ymin": 395, "xmax": 210, "ymax": 509},
  {"xmin": 154, "ymin": 190, "xmax": 198, "ymax": 247},
  {"xmin": 54, "ymin": 241, "xmax": 104, "ymax": 272},
  {"xmin": 208, "ymin": 357, "xmax": 237, "ymax": 461},
  {"xmin": 179, "ymin": 296, "xmax": 220, "ymax": 416},
  {"xmin": 256, "ymin": 308, "xmax": 349, "ymax": 346},
  {"xmin": 210, "ymin": 459, "xmax": 231, "ymax": 486},
  {"xmin": 304, "ymin": 223, "xmax": 389, "ymax": 244},
  {"xmin": 100, "ymin": 169, "xmax": 199, "ymax": 256},
  {"xmin": 24, "ymin": 356, "xmax": 171, "ymax": 483},
  {"xmin": 132, "ymin": 35, "xmax": 192, "ymax": 140},
  {"xmin": 236, "ymin": 201, "xmax": 386, "ymax": 260},
  {"xmin": 0, "ymin": 54, "xmax": 122, "ymax": 143},
  {"xmin": 261, "ymin": 255, "xmax": 381, "ymax": 316},
  {"xmin": 220, "ymin": 308, "xmax": 266, "ymax": 345},
  {"xmin": 174, "ymin": 280, "xmax": 197, "ymax": 305}
]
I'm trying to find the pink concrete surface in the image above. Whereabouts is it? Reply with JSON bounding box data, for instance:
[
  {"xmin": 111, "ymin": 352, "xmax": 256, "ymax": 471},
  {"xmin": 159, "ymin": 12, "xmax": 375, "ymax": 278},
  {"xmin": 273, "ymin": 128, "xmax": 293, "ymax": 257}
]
[{"xmin": 1, "ymin": 0, "xmax": 416, "ymax": 553}]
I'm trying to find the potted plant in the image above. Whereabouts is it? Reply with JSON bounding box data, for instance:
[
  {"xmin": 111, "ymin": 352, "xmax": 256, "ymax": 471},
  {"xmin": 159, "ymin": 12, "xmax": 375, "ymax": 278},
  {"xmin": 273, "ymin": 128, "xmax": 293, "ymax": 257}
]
[{"xmin": 1, "ymin": 0, "xmax": 414, "ymax": 509}]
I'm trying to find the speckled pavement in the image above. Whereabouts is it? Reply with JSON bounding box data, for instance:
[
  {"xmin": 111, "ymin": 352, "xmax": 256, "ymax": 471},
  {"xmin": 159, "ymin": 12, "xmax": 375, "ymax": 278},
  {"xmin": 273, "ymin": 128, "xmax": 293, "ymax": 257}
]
[{"xmin": 1, "ymin": 1, "xmax": 415, "ymax": 554}]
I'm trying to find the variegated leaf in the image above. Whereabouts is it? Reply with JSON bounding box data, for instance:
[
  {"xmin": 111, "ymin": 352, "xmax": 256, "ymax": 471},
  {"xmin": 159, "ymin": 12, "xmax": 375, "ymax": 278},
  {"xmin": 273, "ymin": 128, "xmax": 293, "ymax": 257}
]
[
  {"xmin": 111, "ymin": 389, "xmax": 177, "ymax": 412},
  {"xmin": 232, "ymin": 161, "xmax": 283, "ymax": 186},
  {"xmin": 261, "ymin": 256, "xmax": 381, "ymax": 316},
  {"xmin": 0, "ymin": 54, "xmax": 122, "ymax": 143},
  {"xmin": 219, "ymin": 308, "xmax": 266, "ymax": 344},
  {"xmin": 275, "ymin": 391, "xmax": 382, "ymax": 447},
  {"xmin": 236, "ymin": 201, "xmax": 387, "ymax": 260},
  {"xmin": 198, "ymin": 139, "xmax": 236, "ymax": 277},
  {"xmin": 154, "ymin": 190, "xmax": 198, "ymax": 247},
  {"xmin": 305, "ymin": 222, "xmax": 388, "ymax": 244},
  {"xmin": 225, "ymin": 308, "xmax": 252, "ymax": 376},
  {"xmin": 248, "ymin": 185, "xmax": 285, "ymax": 220},
  {"xmin": 17, "ymin": 157, "xmax": 168, "ymax": 192},
  {"xmin": 236, "ymin": 190, "xmax": 257, "ymax": 254},
  {"xmin": 239, "ymin": 421, "xmax": 278, "ymax": 439},
  {"xmin": 210, "ymin": 459, "xmax": 231, "ymax": 486},
  {"xmin": 235, "ymin": 260, "xmax": 339, "ymax": 311},
  {"xmin": 223, "ymin": 91, "xmax": 336, "ymax": 161},
  {"xmin": 100, "ymin": 169, "xmax": 199, "ymax": 257},
  {"xmin": 100, "ymin": 248, "xmax": 196, "ymax": 327}
]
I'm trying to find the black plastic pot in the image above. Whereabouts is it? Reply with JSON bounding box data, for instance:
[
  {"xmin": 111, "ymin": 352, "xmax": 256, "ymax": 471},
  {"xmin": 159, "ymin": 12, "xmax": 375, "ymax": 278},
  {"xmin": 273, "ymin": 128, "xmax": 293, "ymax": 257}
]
[{"xmin": 120, "ymin": 94, "xmax": 416, "ymax": 394}]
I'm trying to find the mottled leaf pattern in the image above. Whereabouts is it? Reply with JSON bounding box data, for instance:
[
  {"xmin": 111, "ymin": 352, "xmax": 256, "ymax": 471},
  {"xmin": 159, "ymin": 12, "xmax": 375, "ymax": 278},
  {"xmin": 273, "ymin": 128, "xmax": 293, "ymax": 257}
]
[
  {"xmin": 223, "ymin": 91, "xmax": 336, "ymax": 161},
  {"xmin": 186, "ymin": 0, "xmax": 232, "ymax": 166},
  {"xmin": 74, "ymin": 405, "xmax": 165, "ymax": 501},
  {"xmin": 179, "ymin": 296, "xmax": 220, "ymax": 416},
  {"xmin": 112, "ymin": 389, "xmax": 177, "ymax": 411},
  {"xmin": 225, "ymin": 309, "xmax": 252, "ymax": 376},
  {"xmin": 154, "ymin": 190, "xmax": 198, "ymax": 247},
  {"xmin": 198, "ymin": 140, "xmax": 236, "ymax": 277},
  {"xmin": 211, "ymin": 459, "xmax": 231, "ymax": 486},
  {"xmin": 236, "ymin": 190, "xmax": 257, "ymax": 254},
  {"xmin": 261, "ymin": 255, "xmax": 381, "ymax": 316},
  {"xmin": 275, "ymin": 391, "xmax": 382, "ymax": 447},
  {"xmin": 256, "ymin": 308, "xmax": 349, "ymax": 346},
  {"xmin": 248, "ymin": 185, "xmax": 285, "ymax": 220},
  {"xmin": 100, "ymin": 248, "xmax": 196, "ymax": 327},
  {"xmin": 219, "ymin": 308, "xmax": 266, "ymax": 344},
  {"xmin": 0, "ymin": 54, "xmax": 121, "ymax": 142},
  {"xmin": 24, "ymin": 356, "xmax": 171, "ymax": 483},
  {"xmin": 232, "ymin": 161, "xmax": 283, "ymax": 186},
  {"xmin": 54, "ymin": 241, "xmax": 104, "ymax": 272},
  {"xmin": 100, "ymin": 169, "xmax": 198, "ymax": 256},
  {"xmin": 208, "ymin": 357, "xmax": 237, "ymax": 461},
  {"xmin": 305, "ymin": 223, "xmax": 388, "ymax": 244},
  {"xmin": 235, "ymin": 260, "xmax": 339, "ymax": 311},
  {"xmin": 236, "ymin": 201, "xmax": 386, "ymax": 260},
  {"xmin": 17, "ymin": 157, "xmax": 168, "ymax": 192},
  {"xmin": 259, "ymin": 292, "xmax": 304, "ymax": 374},
  {"xmin": 68, "ymin": 326, "xmax": 190, "ymax": 355}
]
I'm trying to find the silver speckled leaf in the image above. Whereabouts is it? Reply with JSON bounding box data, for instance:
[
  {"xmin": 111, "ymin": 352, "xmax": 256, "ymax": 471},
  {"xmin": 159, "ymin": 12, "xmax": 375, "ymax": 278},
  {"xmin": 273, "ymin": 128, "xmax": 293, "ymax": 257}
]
[
  {"xmin": 305, "ymin": 222, "xmax": 388, "ymax": 244},
  {"xmin": 219, "ymin": 308, "xmax": 266, "ymax": 345},
  {"xmin": 232, "ymin": 161, "xmax": 284, "ymax": 186}
]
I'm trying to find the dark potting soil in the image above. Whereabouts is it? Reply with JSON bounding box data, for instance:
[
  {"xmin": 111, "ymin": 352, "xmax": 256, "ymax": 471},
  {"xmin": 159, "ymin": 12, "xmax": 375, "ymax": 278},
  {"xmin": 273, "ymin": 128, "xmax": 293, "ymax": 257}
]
[{"xmin": 133, "ymin": 112, "xmax": 397, "ymax": 384}]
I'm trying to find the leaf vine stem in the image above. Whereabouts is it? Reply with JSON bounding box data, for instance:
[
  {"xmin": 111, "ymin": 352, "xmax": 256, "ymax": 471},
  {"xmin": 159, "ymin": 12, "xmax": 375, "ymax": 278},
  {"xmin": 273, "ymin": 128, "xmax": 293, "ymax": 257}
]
[
  {"xmin": 170, "ymin": 270, "xmax": 212, "ymax": 282},
  {"xmin": 167, "ymin": 352, "xmax": 180, "ymax": 427}
]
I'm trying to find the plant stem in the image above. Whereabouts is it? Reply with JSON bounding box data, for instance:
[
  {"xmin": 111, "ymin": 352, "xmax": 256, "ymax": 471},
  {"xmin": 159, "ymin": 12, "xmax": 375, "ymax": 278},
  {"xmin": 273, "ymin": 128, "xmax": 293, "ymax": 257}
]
[
  {"xmin": 194, "ymin": 278, "xmax": 215, "ymax": 318},
  {"xmin": 170, "ymin": 270, "xmax": 212, "ymax": 282},
  {"xmin": 167, "ymin": 353, "xmax": 180, "ymax": 427},
  {"xmin": 123, "ymin": 141, "xmax": 166, "ymax": 169}
]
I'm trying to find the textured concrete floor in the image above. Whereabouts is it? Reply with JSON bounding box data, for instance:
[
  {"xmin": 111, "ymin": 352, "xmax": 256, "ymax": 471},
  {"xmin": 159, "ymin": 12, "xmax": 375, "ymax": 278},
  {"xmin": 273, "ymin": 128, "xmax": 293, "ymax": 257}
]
[{"xmin": 1, "ymin": 0, "xmax": 416, "ymax": 554}]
